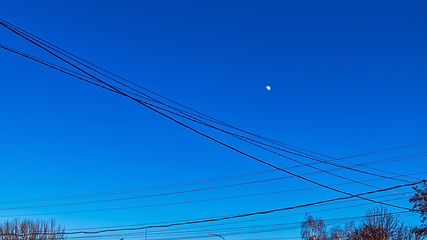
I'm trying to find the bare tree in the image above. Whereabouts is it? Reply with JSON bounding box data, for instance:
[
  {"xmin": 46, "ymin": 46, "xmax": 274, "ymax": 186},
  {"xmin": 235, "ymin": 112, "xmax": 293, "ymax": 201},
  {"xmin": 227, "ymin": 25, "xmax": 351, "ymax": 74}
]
[
  {"xmin": 328, "ymin": 222, "xmax": 355, "ymax": 240},
  {"xmin": 397, "ymin": 224, "xmax": 426, "ymax": 240},
  {"xmin": 329, "ymin": 226, "xmax": 346, "ymax": 240},
  {"xmin": 348, "ymin": 206, "xmax": 404, "ymax": 240},
  {"xmin": 301, "ymin": 213, "xmax": 327, "ymax": 240},
  {"xmin": 301, "ymin": 207, "xmax": 424, "ymax": 240},
  {"xmin": 0, "ymin": 219, "xmax": 66, "ymax": 240}
]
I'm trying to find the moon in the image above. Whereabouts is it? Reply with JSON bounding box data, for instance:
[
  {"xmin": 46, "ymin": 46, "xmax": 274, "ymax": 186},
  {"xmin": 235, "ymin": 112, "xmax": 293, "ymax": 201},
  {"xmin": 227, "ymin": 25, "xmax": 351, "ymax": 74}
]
[{"xmin": 266, "ymin": 86, "xmax": 271, "ymax": 90}]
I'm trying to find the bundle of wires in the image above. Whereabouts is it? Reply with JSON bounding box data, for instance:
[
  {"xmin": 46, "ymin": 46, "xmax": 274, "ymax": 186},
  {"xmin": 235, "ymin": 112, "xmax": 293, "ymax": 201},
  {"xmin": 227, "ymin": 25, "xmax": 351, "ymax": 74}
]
[{"xmin": 1, "ymin": 18, "xmax": 426, "ymax": 238}]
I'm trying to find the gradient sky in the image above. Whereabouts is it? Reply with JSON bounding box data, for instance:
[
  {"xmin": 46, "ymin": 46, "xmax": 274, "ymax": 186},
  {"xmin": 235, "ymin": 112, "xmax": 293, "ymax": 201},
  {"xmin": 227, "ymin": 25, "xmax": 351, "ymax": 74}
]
[{"xmin": 1, "ymin": 1, "xmax": 426, "ymax": 239}]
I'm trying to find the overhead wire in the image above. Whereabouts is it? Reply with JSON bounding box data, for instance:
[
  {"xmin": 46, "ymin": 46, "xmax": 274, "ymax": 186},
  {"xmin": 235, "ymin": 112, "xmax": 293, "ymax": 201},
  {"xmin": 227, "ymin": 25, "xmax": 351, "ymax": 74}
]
[
  {"xmin": 1, "ymin": 40, "xmax": 413, "ymax": 186},
  {"xmin": 0, "ymin": 100, "xmax": 421, "ymax": 208},
  {"xmin": 1, "ymin": 17, "xmax": 426, "ymax": 240},
  {"xmin": 0, "ymin": 42, "xmax": 414, "ymax": 212},
  {"xmin": 0, "ymin": 19, "xmax": 328, "ymax": 160},
  {"xmin": 4, "ymin": 18, "xmax": 425, "ymax": 172},
  {"xmin": 0, "ymin": 18, "xmax": 420, "ymax": 186},
  {"xmin": 50, "ymin": 208, "xmax": 420, "ymax": 239},
  {"xmin": 0, "ymin": 148, "xmax": 423, "ymax": 206},
  {"xmin": 0, "ymin": 180, "xmax": 420, "ymax": 237},
  {"xmin": 64, "ymin": 188, "xmax": 417, "ymax": 233},
  {"xmin": 65, "ymin": 193, "xmax": 413, "ymax": 238},
  {"xmin": 0, "ymin": 45, "xmax": 419, "ymax": 193},
  {"xmin": 0, "ymin": 18, "xmax": 423, "ymax": 212},
  {"xmin": 0, "ymin": 167, "xmax": 276, "ymax": 205},
  {"xmin": 62, "ymin": 193, "xmax": 416, "ymax": 240},
  {"xmin": 70, "ymin": 210, "xmax": 416, "ymax": 240},
  {"xmin": 1, "ymin": 24, "xmax": 423, "ymax": 192},
  {"xmin": 0, "ymin": 192, "xmax": 413, "ymax": 221},
  {"xmin": 3, "ymin": 41, "xmax": 423, "ymax": 189},
  {"xmin": 1, "ymin": 171, "xmax": 423, "ymax": 218},
  {"xmin": 2, "ymin": 23, "xmax": 423, "ymax": 187}
]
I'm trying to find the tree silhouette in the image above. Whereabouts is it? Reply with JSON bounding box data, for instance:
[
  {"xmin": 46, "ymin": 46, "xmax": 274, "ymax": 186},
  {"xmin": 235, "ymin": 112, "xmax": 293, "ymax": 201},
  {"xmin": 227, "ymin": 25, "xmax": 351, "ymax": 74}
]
[
  {"xmin": 300, "ymin": 206, "xmax": 425, "ymax": 240},
  {"xmin": 328, "ymin": 222, "xmax": 355, "ymax": 240},
  {"xmin": 348, "ymin": 206, "xmax": 402, "ymax": 240},
  {"xmin": 0, "ymin": 219, "xmax": 66, "ymax": 240},
  {"xmin": 410, "ymin": 182, "xmax": 427, "ymax": 237},
  {"xmin": 301, "ymin": 213, "xmax": 327, "ymax": 240}
]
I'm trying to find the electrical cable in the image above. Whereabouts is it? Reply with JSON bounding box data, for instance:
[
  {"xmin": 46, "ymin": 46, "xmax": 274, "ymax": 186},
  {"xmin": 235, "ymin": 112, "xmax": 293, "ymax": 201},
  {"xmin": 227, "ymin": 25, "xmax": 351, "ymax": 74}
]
[
  {"xmin": 73, "ymin": 211, "xmax": 415, "ymax": 240},
  {"xmin": 64, "ymin": 189, "xmax": 416, "ymax": 233},
  {"xmin": 0, "ymin": 18, "xmax": 421, "ymax": 211},
  {"xmin": 1, "ymin": 36, "xmax": 421, "ymax": 198},
  {"xmin": 65, "ymin": 194, "xmax": 414, "ymax": 239},
  {"xmin": 0, "ymin": 19, "xmax": 420, "ymax": 185},
  {"xmin": 0, "ymin": 166, "xmax": 423, "ymax": 214},
  {"xmin": 0, "ymin": 180, "xmax": 420, "ymax": 237},
  {"xmin": 5, "ymin": 19, "xmax": 426, "ymax": 171},
  {"xmin": 0, "ymin": 178, "xmax": 419, "ymax": 219},
  {"xmin": 1, "ymin": 43, "xmax": 420, "ymax": 190},
  {"xmin": 0, "ymin": 42, "xmax": 419, "ymax": 189}
]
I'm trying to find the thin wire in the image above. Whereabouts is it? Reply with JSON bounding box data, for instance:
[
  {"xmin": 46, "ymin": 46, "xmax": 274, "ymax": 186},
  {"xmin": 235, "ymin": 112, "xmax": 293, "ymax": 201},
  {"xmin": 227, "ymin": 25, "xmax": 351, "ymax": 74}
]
[
  {"xmin": 66, "ymin": 192, "xmax": 413, "ymax": 236},
  {"xmin": 75, "ymin": 210, "xmax": 414, "ymax": 239},
  {"xmin": 0, "ymin": 181, "xmax": 419, "ymax": 236},
  {"xmin": 0, "ymin": 39, "xmax": 415, "ymax": 211},
  {"xmin": 0, "ymin": 19, "xmax": 419, "ymax": 210},
  {"xmin": 0, "ymin": 19, "xmax": 419, "ymax": 185},
  {"xmin": 0, "ymin": 37, "xmax": 420, "ymax": 192},
  {"xmin": 1, "ymin": 42, "xmax": 420, "ymax": 188},
  {"xmin": 0, "ymin": 168, "xmax": 423, "ymax": 214},
  {"xmin": 6, "ymin": 18, "xmax": 426, "ymax": 168}
]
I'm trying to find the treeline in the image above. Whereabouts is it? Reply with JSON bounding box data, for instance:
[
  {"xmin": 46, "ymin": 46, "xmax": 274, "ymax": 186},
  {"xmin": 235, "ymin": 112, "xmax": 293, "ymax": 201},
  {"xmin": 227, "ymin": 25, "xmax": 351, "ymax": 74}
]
[
  {"xmin": 0, "ymin": 219, "xmax": 66, "ymax": 240},
  {"xmin": 300, "ymin": 183, "xmax": 427, "ymax": 240},
  {"xmin": 301, "ymin": 206, "xmax": 422, "ymax": 240}
]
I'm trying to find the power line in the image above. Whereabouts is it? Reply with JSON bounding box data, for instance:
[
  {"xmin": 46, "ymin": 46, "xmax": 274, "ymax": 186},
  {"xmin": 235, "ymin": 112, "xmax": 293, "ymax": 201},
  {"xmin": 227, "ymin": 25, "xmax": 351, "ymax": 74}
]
[
  {"xmin": 65, "ymin": 192, "xmax": 413, "ymax": 237},
  {"xmin": 0, "ymin": 167, "xmax": 423, "ymax": 214},
  {"xmin": 0, "ymin": 18, "xmax": 420, "ymax": 211},
  {"xmin": 1, "ymin": 32, "xmax": 421, "ymax": 188},
  {"xmin": 1, "ymin": 39, "xmax": 422, "ymax": 188},
  {"xmin": 0, "ymin": 19, "xmax": 419, "ymax": 184},
  {"xmin": 71, "ymin": 211, "xmax": 415, "ymax": 240},
  {"xmin": 0, "ymin": 181, "xmax": 419, "ymax": 237},
  {"xmin": 0, "ymin": 189, "xmax": 413, "ymax": 220},
  {"xmin": 0, "ymin": 167, "xmax": 276, "ymax": 205},
  {"xmin": 4, "ymin": 19, "xmax": 425, "ymax": 172},
  {"xmin": 63, "ymin": 194, "xmax": 415, "ymax": 240}
]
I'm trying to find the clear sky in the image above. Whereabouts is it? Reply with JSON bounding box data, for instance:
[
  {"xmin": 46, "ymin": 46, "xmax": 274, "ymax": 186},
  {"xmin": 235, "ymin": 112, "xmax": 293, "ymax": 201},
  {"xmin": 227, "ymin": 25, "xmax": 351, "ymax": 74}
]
[{"xmin": 1, "ymin": 1, "xmax": 426, "ymax": 239}]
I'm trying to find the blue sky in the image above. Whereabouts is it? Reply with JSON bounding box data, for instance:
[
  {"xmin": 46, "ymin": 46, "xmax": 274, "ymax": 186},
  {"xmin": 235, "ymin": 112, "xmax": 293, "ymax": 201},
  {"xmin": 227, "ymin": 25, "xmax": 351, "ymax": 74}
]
[{"xmin": 1, "ymin": 1, "xmax": 426, "ymax": 239}]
